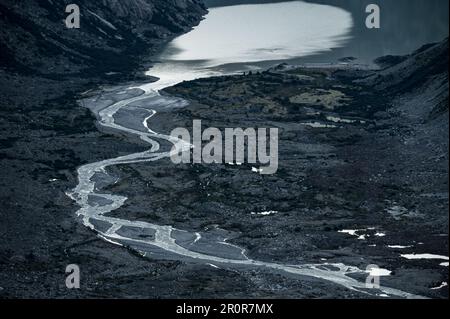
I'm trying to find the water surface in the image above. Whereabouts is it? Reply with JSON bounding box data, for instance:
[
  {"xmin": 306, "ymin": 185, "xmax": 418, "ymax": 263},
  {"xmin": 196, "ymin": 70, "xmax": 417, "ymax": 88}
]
[
  {"xmin": 167, "ymin": 1, "xmax": 353, "ymax": 66},
  {"xmin": 143, "ymin": 0, "xmax": 353, "ymax": 90}
]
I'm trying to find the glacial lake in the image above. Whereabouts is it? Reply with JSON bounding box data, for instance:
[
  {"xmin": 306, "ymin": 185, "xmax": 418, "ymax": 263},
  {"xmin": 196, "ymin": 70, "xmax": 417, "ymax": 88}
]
[
  {"xmin": 143, "ymin": 0, "xmax": 449, "ymax": 91},
  {"xmin": 143, "ymin": 0, "xmax": 352, "ymax": 90},
  {"xmin": 73, "ymin": 0, "xmax": 447, "ymax": 298},
  {"xmin": 166, "ymin": 1, "xmax": 353, "ymax": 66}
]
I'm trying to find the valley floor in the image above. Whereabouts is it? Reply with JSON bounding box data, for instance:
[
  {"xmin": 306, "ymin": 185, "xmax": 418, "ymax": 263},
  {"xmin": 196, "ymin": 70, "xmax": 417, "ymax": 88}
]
[{"xmin": 0, "ymin": 40, "xmax": 448, "ymax": 298}]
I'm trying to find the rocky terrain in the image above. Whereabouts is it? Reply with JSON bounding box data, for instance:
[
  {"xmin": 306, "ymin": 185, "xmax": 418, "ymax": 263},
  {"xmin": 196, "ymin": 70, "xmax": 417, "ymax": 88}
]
[
  {"xmin": 0, "ymin": 0, "xmax": 210, "ymax": 298},
  {"xmin": 0, "ymin": 0, "xmax": 206, "ymax": 75},
  {"xmin": 104, "ymin": 39, "xmax": 448, "ymax": 298},
  {"xmin": 0, "ymin": 0, "xmax": 448, "ymax": 299}
]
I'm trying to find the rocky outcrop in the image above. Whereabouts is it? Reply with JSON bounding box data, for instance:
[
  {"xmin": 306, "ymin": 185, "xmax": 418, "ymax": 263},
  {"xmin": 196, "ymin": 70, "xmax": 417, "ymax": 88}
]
[
  {"xmin": 359, "ymin": 40, "xmax": 448, "ymax": 91},
  {"xmin": 357, "ymin": 39, "xmax": 449, "ymax": 120}
]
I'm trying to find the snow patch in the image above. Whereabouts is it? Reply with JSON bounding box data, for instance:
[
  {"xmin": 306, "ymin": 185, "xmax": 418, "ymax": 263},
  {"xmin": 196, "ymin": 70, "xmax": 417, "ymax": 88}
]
[
  {"xmin": 302, "ymin": 122, "xmax": 337, "ymax": 128},
  {"xmin": 251, "ymin": 167, "xmax": 263, "ymax": 173},
  {"xmin": 401, "ymin": 254, "xmax": 449, "ymax": 261},
  {"xmin": 431, "ymin": 282, "xmax": 448, "ymax": 290},
  {"xmin": 339, "ymin": 229, "xmax": 359, "ymax": 236},
  {"xmin": 388, "ymin": 245, "xmax": 413, "ymax": 249},
  {"xmin": 251, "ymin": 211, "xmax": 278, "ymax": 216}
]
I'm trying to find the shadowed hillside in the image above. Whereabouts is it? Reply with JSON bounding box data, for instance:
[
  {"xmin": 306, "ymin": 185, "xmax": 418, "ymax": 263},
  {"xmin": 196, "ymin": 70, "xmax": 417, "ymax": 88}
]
[{"xmin": 0, "ymin": 0, "xmax": 206, "ymax": 76}]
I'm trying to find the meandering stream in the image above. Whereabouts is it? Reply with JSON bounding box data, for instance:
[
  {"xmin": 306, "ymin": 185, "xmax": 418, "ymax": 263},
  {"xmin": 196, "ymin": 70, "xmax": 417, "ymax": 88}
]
[{"xmin": 68, "ymin": 1, "xmax": 424, "ymax": 298}]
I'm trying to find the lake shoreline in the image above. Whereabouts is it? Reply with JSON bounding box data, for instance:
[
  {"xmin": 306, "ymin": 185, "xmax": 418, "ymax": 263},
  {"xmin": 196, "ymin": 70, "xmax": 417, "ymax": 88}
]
[
  {"xmin": 0, "ymin": 0, "xmax": 447, "ymax": 299},
  {"xmin": 68, "ymin": 39, "xmax": 448, "ymax": 298}
]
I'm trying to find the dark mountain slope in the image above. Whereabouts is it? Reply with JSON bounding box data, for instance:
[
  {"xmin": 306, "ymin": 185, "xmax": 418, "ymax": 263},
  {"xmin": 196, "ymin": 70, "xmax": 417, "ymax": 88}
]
[
  {"xmin": 358, "ymin": 39, "xmax": 449, "ymax": 120},
  {"xmin": 0, "ymin": 0, "xmax": 208, "ymax": 298},
  {"xmin": 0, "ymin": 0, "xmax": 206, "ymax": 76}
]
